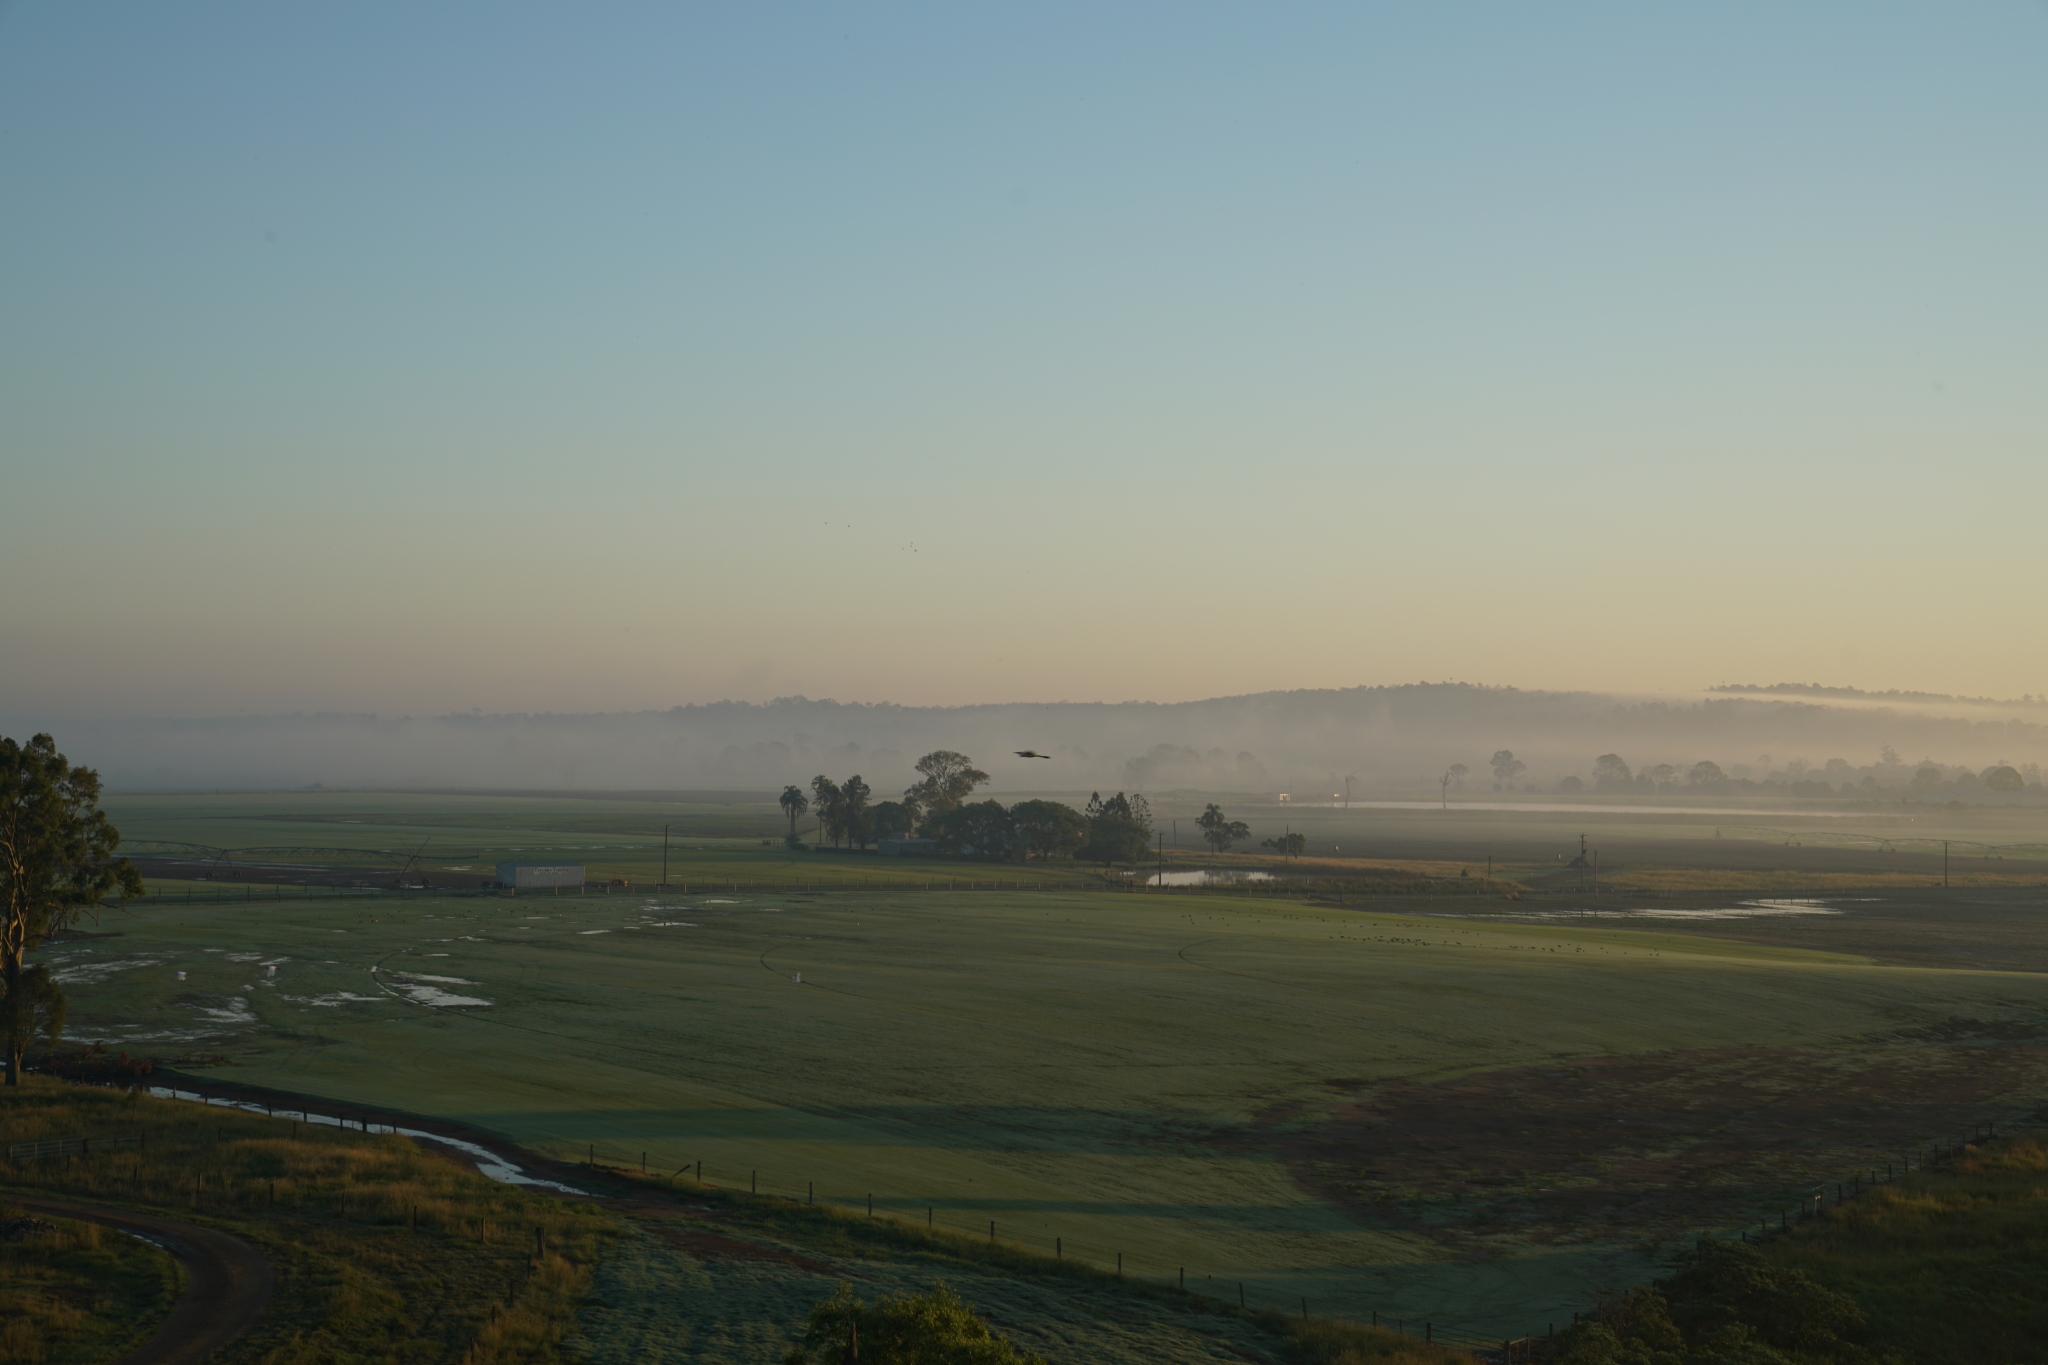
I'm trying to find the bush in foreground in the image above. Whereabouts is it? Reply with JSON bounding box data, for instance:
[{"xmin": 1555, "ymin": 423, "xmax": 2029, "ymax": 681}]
[
  {"xmin": 1550, "ymin": 1240, "xmax": 1892, "ymax": 1365},
  {"xmin": 784, "ymin": 1282, "xmax": 1044, "ymax": 1364}
]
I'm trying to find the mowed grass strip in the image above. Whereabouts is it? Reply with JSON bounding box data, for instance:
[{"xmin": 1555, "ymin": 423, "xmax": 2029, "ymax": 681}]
[{"xmin": 0, "ymin": 1079, "xmax": 611, "ymax": 1365}]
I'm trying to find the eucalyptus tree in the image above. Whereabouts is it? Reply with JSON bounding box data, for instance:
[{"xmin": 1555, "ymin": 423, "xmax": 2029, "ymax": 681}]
[
  {"xmin": 905, "ymin": 751, "xmax": 988, "ymax": 816},
  {"xmin": 1, "ymin": 734, "xmax": 142, "ymax": 1086},
  {"xmin": 1194, "ymin": 803, "xmax": 1250, "ymax": 854}
]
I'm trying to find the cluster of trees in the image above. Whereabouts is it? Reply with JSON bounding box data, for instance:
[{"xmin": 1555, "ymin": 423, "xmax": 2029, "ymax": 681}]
[
  {"xmin": 779, "ymin": 751, "xmax": 992, "ymax": 850},
  {"xmin": 0, "ymin": 734, "xmax": 142, "ymax": 1087},
  {"xmin": 780, "ymin": 750, "xmax": 1184, "ymax": 864},
  {"xmin": 920, "ymin": 791, "xmax": 1158, "ymax": 864},
  {"xmin": 1475, "ymin": 747, "xmax": 2040, "ymax": 799},
  {"xmin": 1552, "ymin": 1238, "xmax": 1878, "ymax": 1365}
]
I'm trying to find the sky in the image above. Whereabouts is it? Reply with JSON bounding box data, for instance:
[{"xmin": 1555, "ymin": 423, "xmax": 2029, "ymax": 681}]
[{"xmin": 4, "ymin": 2, "xmax": 2045, "ymax": 719}]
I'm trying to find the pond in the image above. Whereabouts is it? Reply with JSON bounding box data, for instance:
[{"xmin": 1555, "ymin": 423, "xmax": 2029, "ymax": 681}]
[{"xmin": 1144, "ymin": 869, "xmax": 1279, "ymax": 887}]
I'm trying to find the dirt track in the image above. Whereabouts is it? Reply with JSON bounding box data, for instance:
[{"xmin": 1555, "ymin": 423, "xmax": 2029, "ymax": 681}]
[{"xmin": 7, "ymin": 1194, "xmax": 273, "ymax": 1365}]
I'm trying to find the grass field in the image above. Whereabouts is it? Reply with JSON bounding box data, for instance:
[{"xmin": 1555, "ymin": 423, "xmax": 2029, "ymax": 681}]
[
  {"xmin": 0, "ymin": 1198, "xmax": 176, "ymax": 1364},
  {"xmin": 0, "ymin": 1083, "xmax": 1471, "ymax": 1365},
  {"xmin": 95, "ymin": 788, "xmax": 2048, "ymax": 896},
  {"xmin": 0, "ymin": 1078, "xmax": 607, "ymax": 1364},
  {"xmin": 566, "ymin": 1170, "xmax": 1469, "ymax": 1365},
  {"xmin": 39, "ymin": 845, "xmax": 2048, "ymax": 1338},
  {"xmin": 1765, "ymin": 1134, "xmax": 2048, "ymax": 1364}
]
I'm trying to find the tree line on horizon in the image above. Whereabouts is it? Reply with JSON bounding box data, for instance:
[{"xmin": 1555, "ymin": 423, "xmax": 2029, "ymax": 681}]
[
  {"xmin": 775, "ymin": 751, "xmax": 1260, "ymax": 864},
  {"xmin": 1472, "ymin": 748, "xmax": 2039, "ymax": 799}
]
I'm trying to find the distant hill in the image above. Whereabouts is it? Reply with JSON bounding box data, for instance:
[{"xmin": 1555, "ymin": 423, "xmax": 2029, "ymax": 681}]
[
  {"xmin": 1713, "ymin": 682, "xmax": 2048, "ymax": 710},
  {"xmin": 11, "ymin": 682, "xmax": 2046, "ymax": 793}
]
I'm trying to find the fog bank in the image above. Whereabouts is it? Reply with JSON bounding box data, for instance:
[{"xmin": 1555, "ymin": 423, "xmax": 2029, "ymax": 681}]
[{"xmin": 10, "ymin": 684, "xmax": 2047, "ymax": 799}]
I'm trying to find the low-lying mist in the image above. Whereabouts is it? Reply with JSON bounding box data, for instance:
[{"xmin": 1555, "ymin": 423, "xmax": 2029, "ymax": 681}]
[{"xmin": 12, "ymin": 684, "xmax": 2047, "ymax": 800}]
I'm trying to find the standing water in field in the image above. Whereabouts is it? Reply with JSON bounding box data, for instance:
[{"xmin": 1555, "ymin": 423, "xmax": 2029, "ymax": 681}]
[{"xmin": 1146, "ymin": 870, "xmax": 1278, "ymax": 887}]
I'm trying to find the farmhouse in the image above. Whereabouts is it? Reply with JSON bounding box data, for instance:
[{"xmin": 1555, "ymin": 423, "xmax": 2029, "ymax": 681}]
[{"xmin": 495, "ymin": 862, "xmax": 584, "ymax": 889}]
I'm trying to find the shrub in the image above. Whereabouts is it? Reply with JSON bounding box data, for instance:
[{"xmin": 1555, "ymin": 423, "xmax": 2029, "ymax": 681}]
[{"xmin": 784, "ymin": 1282, "xmax": 1044, "ymax": 1364}]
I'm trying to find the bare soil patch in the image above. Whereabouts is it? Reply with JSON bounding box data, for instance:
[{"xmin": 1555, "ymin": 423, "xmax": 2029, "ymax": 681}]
[
  {"xmin": 642, "ymin": 1222, "xmax": 838, "ymax": 1275},
  {"xmin": 1266, "ymin": 1036, "xmax": 2048, "ymax": 1255}
]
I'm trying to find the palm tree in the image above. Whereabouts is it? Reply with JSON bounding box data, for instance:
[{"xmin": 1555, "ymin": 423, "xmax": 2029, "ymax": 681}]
[
  {"xmin": 779, "ymin": 785, "xmax": 809, "ymax": 842},
  {"xmin": 810, "ymin": 776, "xmax": 843, "ymax": 848}
]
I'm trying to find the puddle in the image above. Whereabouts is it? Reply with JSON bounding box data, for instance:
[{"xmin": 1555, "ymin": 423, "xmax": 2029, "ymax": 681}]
[
  {"xmin": 286, "ymin": 992, "xmax": 383, "ymax": 1008},
  {"xmin": 1146, "ymin": 870, "xmax": 1279, "ymax": 887},
  {"xmin": 1519, "ymin": 899, "xmax": 1846, "ymax": 921},
  {"xmin": 49, "ymin": 956, "xmax": 170, "ymax": 986},
  {"xmin": 579, "ymin": 929, "xmax": 610, "ymax": 935},
  {"xmin": 384, "ymin": 982, "xmax": 491, "ymax": 1007},
  {"xmin": 187, "ymin": 998, "xmax": 258, "ymax": 1027},
  {"xmin": 1306, "ymin": 800, "xmax": 1870, "ymax": 817}
]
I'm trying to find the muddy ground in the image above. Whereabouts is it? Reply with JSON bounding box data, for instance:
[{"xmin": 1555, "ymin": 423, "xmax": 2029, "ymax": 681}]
[{"xmin": 1260, "ymin": 1029, "xmax": 2048, "ymax": 1258}]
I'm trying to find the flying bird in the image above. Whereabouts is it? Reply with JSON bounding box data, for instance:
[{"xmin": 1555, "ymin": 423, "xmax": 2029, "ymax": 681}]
[{"xmin": 1014, "ymin": 750, "xmax": 1051, "ymax": 759}]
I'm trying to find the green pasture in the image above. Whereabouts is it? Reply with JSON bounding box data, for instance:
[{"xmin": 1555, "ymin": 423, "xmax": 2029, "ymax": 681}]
[
  {"xmin": 97, "ymin": 790, "xmax": 1108, "ymax": 888},
  {"xmin": 40, "ymin": 878, "xmax": 2048, "ymax": 1337},
  {"xmin": 96, "ymin": 788, "xmax": 2048, "ymax": 896}
]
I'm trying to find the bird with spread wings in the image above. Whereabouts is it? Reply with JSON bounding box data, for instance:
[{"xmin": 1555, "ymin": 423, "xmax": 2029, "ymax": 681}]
[{"xmin": 1014, "ymin": 750, "xmax": 1051, "ymax": 759}]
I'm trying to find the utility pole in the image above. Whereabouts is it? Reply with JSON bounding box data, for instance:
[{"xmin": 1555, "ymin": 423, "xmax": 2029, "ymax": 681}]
[
  {"xmin": 661, "ymin": 823, "xmax": 670, "ymax": 888},
  {"xmin": 1157, "ymin": 830, "xmax": 1165, "ymax": 886},
  {"xmin": 1440, "ymin": 770, "xmax": 1452, "ymax": 810},
  {"xmin": 1943, "ymin": 839, "xmax": 1949, "ymax": 888}
]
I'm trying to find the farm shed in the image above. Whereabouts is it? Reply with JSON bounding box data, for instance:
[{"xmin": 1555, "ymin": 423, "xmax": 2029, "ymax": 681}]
[
  {"xmin": 876, "ymin": 837, "xmax": 937, "ymax": 857},
  {"xmin": 495, "ymin": 862, "xmax": 584, "ymax": 889}
]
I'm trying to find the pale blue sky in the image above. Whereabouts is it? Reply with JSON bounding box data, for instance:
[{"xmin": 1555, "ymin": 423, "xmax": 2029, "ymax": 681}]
[{"xmin": 4, "ymin": 3, "xmax": 2045, "ymax": 716}]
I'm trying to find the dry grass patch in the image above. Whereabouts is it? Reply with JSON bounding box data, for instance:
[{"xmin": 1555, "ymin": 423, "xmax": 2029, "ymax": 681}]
[{"xmin": 0, "ymin": 1078, "xmax": 612, "ymax": 1365}]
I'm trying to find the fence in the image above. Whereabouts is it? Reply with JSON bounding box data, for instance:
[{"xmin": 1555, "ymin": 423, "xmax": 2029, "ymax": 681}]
[
  {"xmin": 1739, "ymin": 1122, "xmax": 2007, "ymax": 1244},
  {"xmin": 577, "ymin": 1146, "xmax": 1518, "ymax": 1354},
  {"xmin": 9, "ymin": 1134, "xmax": 142, "ymax": 1162},
  {"xmin": 125, "ymin": 884, "xmax": 389, "ymax": 907},
  {"xmin": 28, "ymin": 1070, "xmax": 2021, "ymax": 1359},
  {"xmin": 114, "ymin": 873, "xmax": 2007, "ymax": 910}
]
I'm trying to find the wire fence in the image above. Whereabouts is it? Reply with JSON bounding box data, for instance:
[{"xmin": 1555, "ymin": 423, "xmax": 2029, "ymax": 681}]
[
  {"xmin": 579, "ymin": 1146, "xmax": 1523, "ymax": 1354},
  {"xmin": 8, "ymin": 1133, "xmax": 142, "ymax": 1162},
  {"xmin": 23, "ymin": 1068, "xmax": 2021, "ymax": 1359},
  {"xmin": 1736, "ymin": 1122, "xmax": 2008, "ymax": 1245},
  {"xmin": 123, "ymin": 884, "xmax": 390, "ymax": 907},
  {"xmin": 108, "ymin": 876, "xmax": 2011, "ymax": 910},
  {"xmin": 586, "ymin": 1118, "xmax": 2025, "ymax": 1358}
]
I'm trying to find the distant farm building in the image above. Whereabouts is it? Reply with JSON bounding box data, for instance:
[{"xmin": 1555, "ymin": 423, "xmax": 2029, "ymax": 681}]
[
  {"xmin": 495, "ymin": 862, "xmax": 584, "ymax": 889},
  {"xmin": 876, "ymin": 837, "xmax": 937, "ymax": 857}
]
